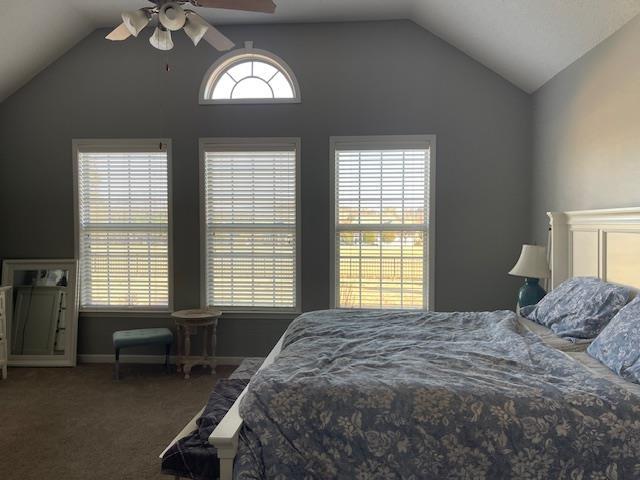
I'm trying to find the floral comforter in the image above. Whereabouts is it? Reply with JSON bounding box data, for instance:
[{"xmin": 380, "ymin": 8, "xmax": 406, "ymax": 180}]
[{"xmin": 235, "ymin": 309, "xmax": 640, "ymax": 479}]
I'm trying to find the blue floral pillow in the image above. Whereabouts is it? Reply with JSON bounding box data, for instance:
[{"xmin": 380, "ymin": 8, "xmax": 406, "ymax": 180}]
[
  {"xmin": 521, "ymin": 277, "xmax": 629, "ymax": 341},
  {"xmin": 588, "ymin": 295, "xmax": 640, "ymax": 383}
]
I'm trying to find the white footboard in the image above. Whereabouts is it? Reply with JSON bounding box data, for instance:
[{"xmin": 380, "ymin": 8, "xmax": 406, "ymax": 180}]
[
  {"xmin": 159, "ymin": 406, "xmax": 205, "ymax": 459},
  {"xmin": 210, "ymin": 335, "xmax": 285, "ymax": 480}
]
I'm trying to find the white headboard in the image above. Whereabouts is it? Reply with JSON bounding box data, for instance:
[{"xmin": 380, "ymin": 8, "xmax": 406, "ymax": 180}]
[{"xmin": 548, "ymin": 207, "xmax": 640, "ymax": 291}]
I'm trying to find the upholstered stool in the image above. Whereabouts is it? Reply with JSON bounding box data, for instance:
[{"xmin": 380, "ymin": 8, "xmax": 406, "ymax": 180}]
[{"xmin": 112, "ymin": 328, "xmax": 174, "ymax": 380}]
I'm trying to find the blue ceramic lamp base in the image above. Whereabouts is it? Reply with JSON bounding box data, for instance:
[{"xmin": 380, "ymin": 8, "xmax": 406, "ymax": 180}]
[{"xmin": 517, "ymin": 278, "xmax": 547, "ymax": 308}]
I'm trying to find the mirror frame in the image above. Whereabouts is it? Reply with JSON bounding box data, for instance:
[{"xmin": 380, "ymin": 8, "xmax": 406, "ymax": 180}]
[{"xmin": 1, "ymin": 259, "xmax": 79, "ymax": 367}]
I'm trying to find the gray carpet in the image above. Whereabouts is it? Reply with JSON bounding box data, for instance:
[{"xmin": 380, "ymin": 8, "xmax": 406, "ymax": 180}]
[{"xmin": 0, "ymin": 363, "xmax": 236, "ymax": 480}]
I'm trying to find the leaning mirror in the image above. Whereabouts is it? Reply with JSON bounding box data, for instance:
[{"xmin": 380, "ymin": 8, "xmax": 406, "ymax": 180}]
[{"xmin": 1, "ymin": 259, "xmax": 79, "ymax": 366}]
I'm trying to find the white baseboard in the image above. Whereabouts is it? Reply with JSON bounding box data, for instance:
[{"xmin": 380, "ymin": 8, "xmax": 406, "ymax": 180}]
[{"xmin": 78, "ymin": 354, "xmax": 245, "ymax": 366}]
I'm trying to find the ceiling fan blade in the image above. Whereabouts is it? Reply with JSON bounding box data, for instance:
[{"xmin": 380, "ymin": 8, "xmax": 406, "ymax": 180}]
[
  {"xmin": 203, "ymin": 24, "xmax": 235, "ymax": 51},
  {"xmin": 105, "ymin": 23, "xmax": 132, "ymax": 41},
  {"xmin": 190, "ymin": 0, "xmax": 276, "ymax": 14}
]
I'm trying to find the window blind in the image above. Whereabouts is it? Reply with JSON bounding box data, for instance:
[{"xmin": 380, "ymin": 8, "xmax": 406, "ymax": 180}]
[
  {"xmin": 77, "ymin": 147, "xmax": 169, "ymax": 309},
  {"xmin": 334, "ymin": 145, "xmax": 430, "ymax": 309},
  {"xmin": 204, "ymin": 147, "xmax": 297, "ymax": 309}
]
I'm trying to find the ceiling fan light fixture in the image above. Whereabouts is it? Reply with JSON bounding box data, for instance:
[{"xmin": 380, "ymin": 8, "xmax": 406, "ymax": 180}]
[
  {"xmin": 122, "ymin": 9, "xmax": 151, "ymax": 37},
  {"xmin": 150, "ymin": 26, "xmax": 174, "ymax": 51},
  {"xmin": 184, "ymin": 13, "xmax": 209, "ymax": 46},
  {"xmin": 159, "ymin": 2, "xmax": 187, "ymax": 31},
  {"xmin": 106, "ymin": 23, "xmax": 132, "ymax": 41}
]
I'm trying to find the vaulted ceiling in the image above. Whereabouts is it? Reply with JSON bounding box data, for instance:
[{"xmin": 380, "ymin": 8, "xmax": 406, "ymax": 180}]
[{"xmin": 1, "ymin": 0, "xmax": 639, "ymax": 102}]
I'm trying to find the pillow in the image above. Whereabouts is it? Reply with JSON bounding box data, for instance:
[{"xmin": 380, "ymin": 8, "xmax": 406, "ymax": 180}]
[
  {"xmin": 588, "ymin": 295, "xmax": 640, "ymax": 383},
  {"xmin": 521, "ymin": 277, "xmax": 629, "ymax": 341}
]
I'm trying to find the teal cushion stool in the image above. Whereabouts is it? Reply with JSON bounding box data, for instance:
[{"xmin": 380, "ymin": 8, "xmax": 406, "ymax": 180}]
[{"xmin": 112, "ymin": 328, "xmax": 174, "ymax": 380}]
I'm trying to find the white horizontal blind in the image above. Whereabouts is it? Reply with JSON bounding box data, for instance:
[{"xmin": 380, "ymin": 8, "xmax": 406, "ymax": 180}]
[
  {"xmin": 335, "ymin": 144, "xmax": 430, "ymax": 309},
  {"xmin": 204, "ymin": 145, "xmax": 297, "ymax": 309},
  {"xmin": 77, "ymin": 146, "xmax": 169, "ymax": 309}
]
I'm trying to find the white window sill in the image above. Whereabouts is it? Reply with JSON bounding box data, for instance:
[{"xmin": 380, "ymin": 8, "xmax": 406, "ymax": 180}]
[
  {"xmin": 219, "ymin": 310, "xmax": 300, "ymax": 321},
  {"xmin": 80, "ymin": 310, "xmax": 173, "ymax": 318},
  {"xmin": 79, "ymin": 310, "xmax": 300, "ymax": 321}
]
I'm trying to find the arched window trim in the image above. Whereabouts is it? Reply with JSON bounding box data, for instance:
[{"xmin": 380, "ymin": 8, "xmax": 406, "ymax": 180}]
[{"xmin": 199, "ymin": 44, "xmax": 301, "ymax": 105}]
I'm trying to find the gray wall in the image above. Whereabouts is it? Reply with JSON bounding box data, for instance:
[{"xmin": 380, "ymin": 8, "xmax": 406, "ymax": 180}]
[
  {"xmin": 0, "ymin": 20, "xmax": 531, "ymax": 357},
  {"xmin": 531, "ymin": 15, "xmax": 640, "ymax": 243}
]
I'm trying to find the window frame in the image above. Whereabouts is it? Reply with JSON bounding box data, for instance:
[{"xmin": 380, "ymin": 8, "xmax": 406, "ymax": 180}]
[
  {"xmin": 199, "ymin": 137, "xmax": 302, "ymax": 314},
  {"xmin": 72, "ymin": 138, "xmax": 174, "ymax": 314},
  {"xmin": 199, "ymin": 46, "xmax": 301, "ymax": 105},
  {"xmin": 329, "ymin": 135, "xmax": 436, "ymax": 310}
]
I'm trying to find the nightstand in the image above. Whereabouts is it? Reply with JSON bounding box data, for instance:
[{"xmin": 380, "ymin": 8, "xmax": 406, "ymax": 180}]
[{"xmin": 172, "ymin": 309, "xmax": 221, "ymax": 379}]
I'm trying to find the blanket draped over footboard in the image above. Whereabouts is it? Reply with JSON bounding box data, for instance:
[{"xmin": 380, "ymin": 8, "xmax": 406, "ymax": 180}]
[{"xmin": 236, "ymin": 309, "xmax": 640, "ymax": 479}]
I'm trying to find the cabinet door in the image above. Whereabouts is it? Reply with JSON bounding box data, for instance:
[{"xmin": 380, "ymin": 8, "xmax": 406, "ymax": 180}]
[
  {"xmin": 12, "ymin": 288, "xmax": 59, "ymax": 356},
  {"xmin": 0, "ymin": 339, "xmax": 6, "ymax": 364},
  {"xmin": 0, "ymin": 290, "xmax": 5, "ymax": 338}
]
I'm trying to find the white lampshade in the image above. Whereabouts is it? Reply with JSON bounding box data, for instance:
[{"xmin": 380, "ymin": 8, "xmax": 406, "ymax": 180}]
[
  {"xmin": 509, "ymin": 244, "xmax": 549, "ymax": 279},
  {"xmin": 184, "ymin": 13, "xmax": 209, "ymax": 46},
  {"xmin": 122, "ymin": 9, "xmax": 151, "ymax": 37},
  {"xmin": 159, "ymin": 2, "xmax": 187, "ymax": 31},
  {"xmin": 150, "ymin": 27, "xmax": 174, "ymax": 51}
]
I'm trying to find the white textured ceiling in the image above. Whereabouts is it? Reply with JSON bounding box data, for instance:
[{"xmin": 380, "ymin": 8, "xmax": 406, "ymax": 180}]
[{"xmin": 0, "ymin": 0, "xmax": 639, "ymax": 102}]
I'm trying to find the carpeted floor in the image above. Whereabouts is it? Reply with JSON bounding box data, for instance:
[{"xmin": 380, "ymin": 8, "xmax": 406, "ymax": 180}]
[{"xmin": 0, "ymin": 363, "xmax": 236, "ymax": 480}]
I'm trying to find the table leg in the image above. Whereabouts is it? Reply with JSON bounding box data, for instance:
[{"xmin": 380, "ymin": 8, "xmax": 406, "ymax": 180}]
[
  {"xmin": 114, "ymin": 348, "xmax": 120, "ymax": 381},
  {"xmin": 202, "ymin": 325, "xmax": 209, "ymax": 361},
  {"xmin": 210, "ymin": 323, "xmax": 217, "ymax": 375},
  {"xmin": 184, "ymin": 326, "xmax": 192, "ymax": 379},
  {"xmin": 176, "ymin": 325, "xmax": 183, "ymax": 373}
]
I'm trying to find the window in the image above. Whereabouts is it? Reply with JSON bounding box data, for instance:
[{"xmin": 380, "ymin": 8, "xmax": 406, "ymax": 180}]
[
  {"xmin": 74, "ymin": 140, "xmax": 171, "ymax": 311},
  {"xmin": 200, "ymin": 44, "xmax": 301, "ymax": 104},
  {"xmin": 201, "ymin": 138, "xmax": 300, "ymax": 310},
  {"xmin": 331, "ymin": 136, "xmax": 435, "ymax": 310}
]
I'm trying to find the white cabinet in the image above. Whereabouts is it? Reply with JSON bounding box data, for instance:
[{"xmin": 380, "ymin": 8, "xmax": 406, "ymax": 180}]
[{"xmin": 0, "ymin": 286, "xmax": 9, "ymax": 379}]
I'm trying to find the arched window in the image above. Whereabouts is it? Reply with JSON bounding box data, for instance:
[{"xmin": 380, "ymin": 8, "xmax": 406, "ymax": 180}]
[{"xmin": 200, "ymin": 43, "xmax": 301, "ymax": 104}]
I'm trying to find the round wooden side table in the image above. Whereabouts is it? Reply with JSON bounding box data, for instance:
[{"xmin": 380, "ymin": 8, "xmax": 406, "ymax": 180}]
[{"xmin": 172, "ymin": 309, "xmax": 221, "ymax": 379}]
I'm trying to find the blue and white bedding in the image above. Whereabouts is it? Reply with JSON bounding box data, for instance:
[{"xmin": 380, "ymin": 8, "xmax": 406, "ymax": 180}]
[
  {"xmin": 516, "ymin": 314, "xmax": 591, "ymax": 351},
  {"xmin": 235, "ymin": 309, "xmax": 640, "ymax": 479},
  {"xmin": 521, "ymin": 277, "xmax": 629, "ymax": 341},
  {"xmin": 588, "ymin": 295, "xmax": 640, "ymax": 383},
  {"xmin": 568, "ymin": 351, "xmax": 640, "ymax": 396}
]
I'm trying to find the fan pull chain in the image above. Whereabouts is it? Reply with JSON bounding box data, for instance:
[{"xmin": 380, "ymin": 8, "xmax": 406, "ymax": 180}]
[{"xmin": 160, "ymin": 50, "xmax": 171, "ymax": 151}]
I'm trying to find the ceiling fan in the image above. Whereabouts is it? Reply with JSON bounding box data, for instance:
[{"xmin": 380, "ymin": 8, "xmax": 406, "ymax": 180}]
[{"xmin": 106, "ymin": 0, "xmax": 277, "ymax": 51}]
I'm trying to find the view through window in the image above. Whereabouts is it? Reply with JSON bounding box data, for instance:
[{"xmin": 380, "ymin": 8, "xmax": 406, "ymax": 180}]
[
  {"xmin": 203, "ymin": 140, "xmax": 298, "ymax": 309},
  {"xmin": 212, "ymin": 59, "xmax": 294, "ymax": 100},
  {"xmin": 333, "ymin": 138, "xmax": 432, "ymax": 309},
  {"xmin": 201, "ymin": 50, "xmax": 300, "ymax": 103},
  {"xmin": 76, "ymin": 142, "xmax": 170, "ymax": 309}
]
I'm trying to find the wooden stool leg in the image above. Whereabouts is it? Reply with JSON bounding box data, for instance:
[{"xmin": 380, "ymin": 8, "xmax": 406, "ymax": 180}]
[
  {"xmin": 176, "ymin": 325, "xmax": 183, "ymax": 373},
  {"xmin": 210, "ymin": 324, "xmax": 217, "ymax": 375},
  {"xmin": 184, "ymin": 326, "xmax": 192, "ymax": 379},
  {"xmin": 114, "ymin": 348, "xmax": 120, "ymax": 380},
  {"xmin": 202, "ymin": 325, "xmax": 209, "ymax": 361},
  {"xmin": 165, "ymin": 343, "xmax": 171, "ymax": 374}
]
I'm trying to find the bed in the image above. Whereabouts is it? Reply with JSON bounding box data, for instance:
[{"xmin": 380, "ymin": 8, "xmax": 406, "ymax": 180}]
[
  {"xmin": 516, "ymin": 314, "xmax": 591, "ymax": 351},
  {"xmin": 210, "ymin": 207, "xmax": 640, "ymax": 479},
  {"xmin": 159, "ymin": 359, "xmax": 265, "ymax": 480}
]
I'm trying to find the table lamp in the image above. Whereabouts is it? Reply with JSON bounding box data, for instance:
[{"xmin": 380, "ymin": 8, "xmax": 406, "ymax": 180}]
[{"xmin": 509, "ymin": 244, "xmax": 550, "ymax": 308}]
